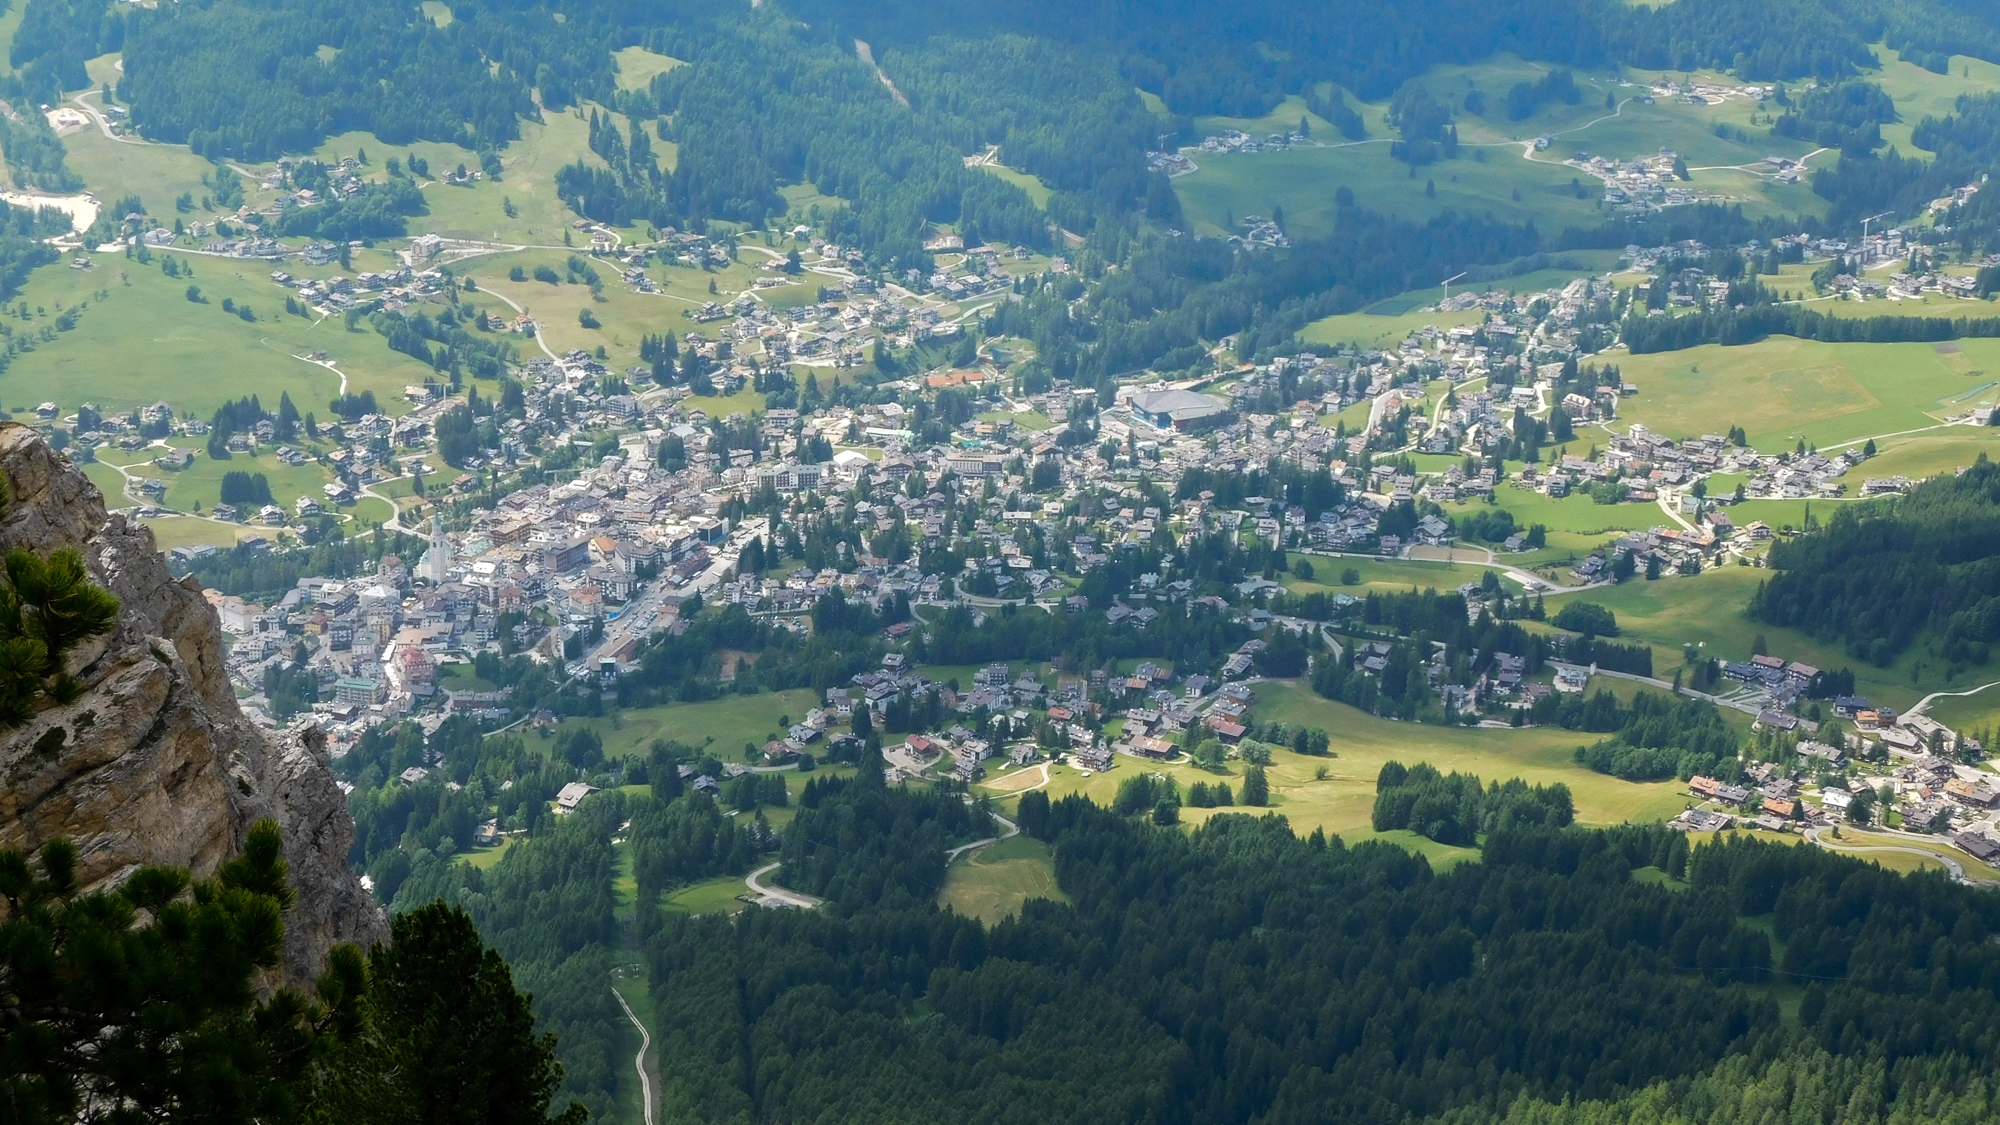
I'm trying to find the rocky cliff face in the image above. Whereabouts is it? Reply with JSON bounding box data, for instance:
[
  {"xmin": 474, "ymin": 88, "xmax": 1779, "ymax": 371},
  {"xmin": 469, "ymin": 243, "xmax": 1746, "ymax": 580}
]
[{"xmin": 0, "ymin": 423, "xmax": 384, "ymax": 981}]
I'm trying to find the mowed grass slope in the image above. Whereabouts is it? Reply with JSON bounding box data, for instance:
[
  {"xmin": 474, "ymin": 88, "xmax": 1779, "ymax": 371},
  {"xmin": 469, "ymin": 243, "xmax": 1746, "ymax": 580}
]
[
  {"xmin": 1614, "ymin": 335, "xmax": 2000, "ymax": 451},
  {"xmin": 1176, "ymin": 59, "xmax": 1827, "ymax": 240},
  {"xmin": 1868, "ymin": 45, "xmax": 2000, "ymax": 155},
  {"xmin": 1537, "ymin": 566, "xmax": 1971, "ymax": 711},
  {"xmin": 993, "ymin": 681, "xmax": 1690, "ymax": 865},
  {"xmin": 530, "ymin": 690, "xmax": 825, "ymax": 761},
  {"xmin": 0, "ymin": 251, "xmax": 437, "ymax": 417},
  {"xmin": 938, "ymin": 835, "xmax": 1068, "ymax": 924}
]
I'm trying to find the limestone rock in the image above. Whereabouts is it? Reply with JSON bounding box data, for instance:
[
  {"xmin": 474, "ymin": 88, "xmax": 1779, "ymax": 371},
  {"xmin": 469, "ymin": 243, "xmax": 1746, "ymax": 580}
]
[{"xmin": 0, "ymin": 422, "xmax": 384, "ymax": 982}]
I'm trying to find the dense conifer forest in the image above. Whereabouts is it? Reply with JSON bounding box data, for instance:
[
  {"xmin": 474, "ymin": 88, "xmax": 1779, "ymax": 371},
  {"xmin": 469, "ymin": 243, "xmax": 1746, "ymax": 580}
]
[
  {"xmin": 624, "ymin": 780, "xmax": 2000, "ymax": 1124},
  {"xmin": 1751, "ymin": 454, "xmax": 2000, "ymax": 671}
]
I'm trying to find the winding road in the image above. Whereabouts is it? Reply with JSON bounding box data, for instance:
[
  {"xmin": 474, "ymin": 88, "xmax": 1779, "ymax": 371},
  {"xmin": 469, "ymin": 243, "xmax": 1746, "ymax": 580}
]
[
  {"xmin": 745, "ymin": 861, "xmax": 824, "ymax": 908},
  {"xmin": 1907, "ymin": 677, "xmax": 2000, "ymax": 720},
  {"xmin": 746, "ymin": 807, "xmax": 1022, "ymax": 908},
  {"xmin": 474, "ymin": 284, "xmax": 564, "ymax": 363},
  {"xmin": 1808, "ymin": 827, "xmax": 1970, "ymax": 883},
  {"xmin": 610, "ymin": 983, "xmax": 654, "ymax": 1125}
]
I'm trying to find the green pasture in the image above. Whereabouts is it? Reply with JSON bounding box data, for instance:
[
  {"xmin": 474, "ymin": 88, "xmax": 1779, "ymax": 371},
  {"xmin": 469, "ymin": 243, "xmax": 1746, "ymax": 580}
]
[
  {"xmin": 469, "ymin": 247, "xmax": 772, "ymax": 373},
  {"xmin": 1820, "ymin": 828, "xmax": 2000, "ymax": 883},
  {"xmin": 1615, "ymin": 336, "xmax": 2000, "ymax": 452},
  {"xmin": 612, "ymin": 46, "xmax": 684, "ymax": 92},
  {"xmin": 162, "ymin": 449, "xmax": 335, "ymax": 515},
  {"xmin": 1927, "ymin": 682, "xmax": 2000, "ymax": 746},
  {"xmin": 0, "ymin": 3, "xmax": 25, "ymax": 74},
  {"xmin": 1298, "ymin": 257, "xmax": 1622, "ymax": 348},
  {"xmin": 1244, "ymin": 679, "xmax": 1689, "ymax": 833},
  {"xmin": 937, "ymin": 834, "xmax": 1067, "ymax": 924},
  {"xmin": 138, "ymin": 514, "xmax": 268, "ymax": 550},
  {"xmin": 1175, "ymin": 141, "xmax": 1600, "ymax": 239},
  {"xmin": 62, "ymin": 125, "xmax": 269, "ymax": 227},
  {"xmin": 978, "ymin": 164, "xmax": 1052, "ymax": 209},
  {"xmin": 661, "ymin": 875, "xmax": 754, "ymax": 916},
  {"xmin": 1178, "ymin": 55, "xmax": 1832, "ymax": 239},
  {"xmin": 0, "ymin": 249, "xmax": 439, "ymax": 418},
  {"xmin": 530, "ymin": 690, "xmax": 825, "ymax": 761},
  {"xmin": 462, "ymin": 837, "xmax": 515, "ymax": 870},
  {"xmin": 1537, "ymin": 565, "xmax": 1977, "ymax": 710},
  {"xmin": 991, "ymin": 680, "xmax": 1687, "ymax": 862},
  {"xmin": 1869, "ymin": 44, "xmax": 2000, "ymax": 154}
]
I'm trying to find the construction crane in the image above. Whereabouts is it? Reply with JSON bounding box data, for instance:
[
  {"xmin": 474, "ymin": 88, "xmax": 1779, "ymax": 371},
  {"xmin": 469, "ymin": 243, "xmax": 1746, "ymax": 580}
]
[{"xmin": 1440, "ymin": 272, "xmax": 1467, "ymax": 303}]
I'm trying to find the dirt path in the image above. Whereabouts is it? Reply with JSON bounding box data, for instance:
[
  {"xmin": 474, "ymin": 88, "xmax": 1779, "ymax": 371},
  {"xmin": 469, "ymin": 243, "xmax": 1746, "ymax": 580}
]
[
  {"xmin": 854, "ymin": 41, "xmax": 910, "ymax": 107},
  {"xmin": 1907, "ymin": 678, "xmax": 2000, "ymax": 719}
]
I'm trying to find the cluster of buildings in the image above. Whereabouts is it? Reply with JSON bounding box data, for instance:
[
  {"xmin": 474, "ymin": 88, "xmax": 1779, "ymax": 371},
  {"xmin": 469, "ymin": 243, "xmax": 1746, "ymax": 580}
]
[
  {"xmin": 1675, "ymin": 712, "xmax": 1999, "ymax": 865},
  {"xmin": 1570, "ymin": 149, "xmax": 1714, "ymax": 212},
  {"xmin": 1195, "ymin": 128, "xmax": 1310, "ymax": 155}
]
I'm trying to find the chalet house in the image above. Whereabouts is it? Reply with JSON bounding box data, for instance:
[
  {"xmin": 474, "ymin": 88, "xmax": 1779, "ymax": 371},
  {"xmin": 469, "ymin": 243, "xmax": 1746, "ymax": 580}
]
[{"xmin": 555, "ymin": 782, "xmax": 599, "ymax": 814}]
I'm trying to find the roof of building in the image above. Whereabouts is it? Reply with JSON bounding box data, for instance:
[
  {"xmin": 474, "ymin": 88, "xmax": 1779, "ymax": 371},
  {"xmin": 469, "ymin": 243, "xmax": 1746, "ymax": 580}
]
[{"xmin": 1131, "ymin": 389, "xmax": 1225, "ymax": 420}]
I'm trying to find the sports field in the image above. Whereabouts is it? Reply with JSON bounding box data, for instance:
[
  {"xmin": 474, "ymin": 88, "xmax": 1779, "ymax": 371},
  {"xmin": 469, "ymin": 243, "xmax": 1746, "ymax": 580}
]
[{"xmin": 1615, "ymin": 336, "xmax": 2000, "ymax": 451}]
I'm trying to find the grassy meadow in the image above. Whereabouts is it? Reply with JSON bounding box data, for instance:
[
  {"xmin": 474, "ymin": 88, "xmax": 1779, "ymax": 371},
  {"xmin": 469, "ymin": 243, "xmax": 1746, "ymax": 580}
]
[
  {"xmin": 1614, "ymin": 336, "xmax": 2000, "ymax": 451},
  {"xmin": 530, "ymin": 689, "xmax": 826, "ymax": 761},
  {"xmin": 0, "ymin": 248, "xmax": 438, "ymax": 418},
  {"xmin": 1175, "ymin": 58, "xmax": 1830, "ymax": 240},
  {"xmin": 937, "ymin": 834, "xmax": 1068, "ymax": 924},
  {"xmin": 1536, "ymin": 565, "xmax": 1985, "ymax": 711},
  {"xmin": 985, "ymin": 681, "xmax": 1693, "ymax": 866}
]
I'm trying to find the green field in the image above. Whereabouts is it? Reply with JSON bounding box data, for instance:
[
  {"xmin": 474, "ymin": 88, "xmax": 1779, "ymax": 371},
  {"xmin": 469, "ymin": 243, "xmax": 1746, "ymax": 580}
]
[
  {"xmin": 612, "ymin": 46, "xmax": 685, "ymax": 92},
  {"xmin": 462, "ymin": 837, "xmax": 516, "ymax": 869},
  {"xmin": 1244, "ymin": 680, "xmax": 1690, "ymax": 828},
  {"xmin": 978, "ymin": 163, "xmax": 1052, "ymax": 209},
  {"xmin": 1927, "ymin": 680, "xmax": 2000, "ymax": 745},
  {"xmin": 1820, "ymin": 828, "xmax": 2000, "ymax": 883},
  {"xmin": 1868, "ymin": 44, "xmax": 2000, "ymax": 155},
  {"xmin": 1615, "ymin": 336, "xmax": 2000, "ymax": 452},
  {"xmin": 1177, "ymin": 58, "xmax": 1828, "ymax": 240},
  {"xmin": 0, "ymin": 250, "xmax": 437, "ymax": 418},
  {"xmin": 208, "ymin": 101, "xmax": 619, "ymax": 249},
  {"xmin": 162, "ymin": 448, "xmax": 339, "ymax": 518},
  {"xmin": 1298, "ymin": 260, "xmax": 1623, "ymax": 348},
  {"xmin": 469, "ymin": 247, "xmax": 781, "ymax": 376},
  {"xmin": 1538, "ymin": 566, "xmax": 1974, "ymax": 710},
  {"xmin": 138, "ymin": 514, "xmax": 258, "ymax": 551},
  {"xmin": 995, "ymin": 681, "xmax": 1690, "ymax": 855},
  {"xmin": 661, "ymin": 874, "xmax": 754, "ymax": 916},
  {"xmin": 1856, "ymin": 428, "xmax": 2000, "ymax": 482},
  {"xmin": 532, "ymin": 690, "xmax": 825, "ymax": 761},
  {"xmin": 937, "ymin": 834, "xmax": 1067, "ymax": 924}
]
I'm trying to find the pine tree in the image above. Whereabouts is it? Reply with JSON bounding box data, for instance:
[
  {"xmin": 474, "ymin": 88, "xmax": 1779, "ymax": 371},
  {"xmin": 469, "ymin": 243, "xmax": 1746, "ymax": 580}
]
[{"xmin": 1242, "ymin": 764, "xmax": 1269, "ymax": 806}]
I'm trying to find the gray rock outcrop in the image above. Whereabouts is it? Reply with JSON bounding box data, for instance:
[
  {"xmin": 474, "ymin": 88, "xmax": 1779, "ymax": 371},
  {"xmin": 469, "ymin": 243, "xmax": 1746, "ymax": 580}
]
[{"xmin": 0, "ymin": 422, "xmax": 384, "ymax": 981}]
